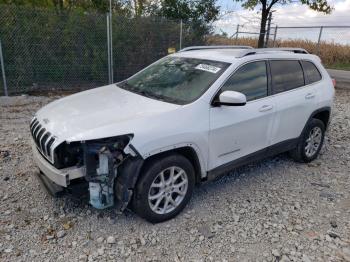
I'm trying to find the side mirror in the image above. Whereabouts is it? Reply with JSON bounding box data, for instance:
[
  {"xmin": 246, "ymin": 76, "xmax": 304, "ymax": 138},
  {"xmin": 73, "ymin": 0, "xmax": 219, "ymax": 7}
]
[{"xmin": 213, "ymin": 91, "xmax": 247, "ymax": 106}]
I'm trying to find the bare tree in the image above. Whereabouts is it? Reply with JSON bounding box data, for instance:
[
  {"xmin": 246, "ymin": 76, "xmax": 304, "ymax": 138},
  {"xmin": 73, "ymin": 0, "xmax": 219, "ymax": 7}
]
[{"xmin": 233, "ymin": 0, "xmax": 332, "ymax": 47}]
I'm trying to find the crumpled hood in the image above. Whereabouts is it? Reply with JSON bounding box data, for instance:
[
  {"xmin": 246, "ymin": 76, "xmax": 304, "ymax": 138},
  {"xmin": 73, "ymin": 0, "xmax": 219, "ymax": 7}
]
[{"xmin": 35, "ymin": 84, "xmax": 180, "ymax": 142}]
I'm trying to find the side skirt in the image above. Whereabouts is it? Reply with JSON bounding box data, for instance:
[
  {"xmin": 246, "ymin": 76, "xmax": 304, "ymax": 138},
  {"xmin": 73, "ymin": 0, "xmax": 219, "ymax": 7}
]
[{"xmin": 206, "ymin": 138, "xmax": 299, "ymax": 181}]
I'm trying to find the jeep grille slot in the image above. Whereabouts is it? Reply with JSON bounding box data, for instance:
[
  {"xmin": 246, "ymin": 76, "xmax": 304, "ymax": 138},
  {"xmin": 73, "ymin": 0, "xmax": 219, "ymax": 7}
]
[
  {"xmin": 46, "ymin": 137, "xmax": 55, "ymax": 157},
  {"xmin": 30, "ymin": 117, "xmax": 56, "ymax": 163}
]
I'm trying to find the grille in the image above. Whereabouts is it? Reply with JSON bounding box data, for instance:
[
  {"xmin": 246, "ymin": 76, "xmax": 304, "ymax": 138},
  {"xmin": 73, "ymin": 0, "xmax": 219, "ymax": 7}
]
[{"xmin": 30, "ymin": 117, "xmax": 56, "ymax": 163}]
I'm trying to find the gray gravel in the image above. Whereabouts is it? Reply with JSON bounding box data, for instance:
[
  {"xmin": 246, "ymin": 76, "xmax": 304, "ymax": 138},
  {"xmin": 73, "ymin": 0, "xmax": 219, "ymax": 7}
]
[{"xmin": 0, "ymin": 90, "xmax": 350, "ymax": 262}]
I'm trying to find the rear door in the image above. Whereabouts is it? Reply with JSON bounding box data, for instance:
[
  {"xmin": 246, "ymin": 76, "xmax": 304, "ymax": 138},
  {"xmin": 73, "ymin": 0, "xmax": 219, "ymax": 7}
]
[
  {"xmin": 269, "ymin": 60, "xmax": 321, "ymax": 145},
  {"xmin": 301, "ymin": 60, "xmax": 324, "ymax": 104}
]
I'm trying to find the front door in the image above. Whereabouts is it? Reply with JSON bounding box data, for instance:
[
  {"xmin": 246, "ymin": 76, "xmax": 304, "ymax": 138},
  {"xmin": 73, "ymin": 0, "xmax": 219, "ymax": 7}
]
[{"xmin": 208, "ymin": 61, "xmax": 275, "ymax": 170}]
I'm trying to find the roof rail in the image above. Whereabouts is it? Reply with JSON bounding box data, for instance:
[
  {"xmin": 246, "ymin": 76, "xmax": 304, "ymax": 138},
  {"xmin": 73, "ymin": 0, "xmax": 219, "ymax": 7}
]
[
  {"xmin": 241, "ymin": 47, "xmax": 309, "ymax": 57},
  {"xmin": 261, "ymin": 48, "xmax": 308, "ymax": 53},
  {"xmin": 179, "ymin": 45, "xmax": 253, "ymax": 52}
]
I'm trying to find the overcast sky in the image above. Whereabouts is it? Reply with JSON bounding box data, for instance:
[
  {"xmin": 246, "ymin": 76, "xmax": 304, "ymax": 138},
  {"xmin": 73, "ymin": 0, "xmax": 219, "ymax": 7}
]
[{"xmin": 213, "ymin": 0, "xmax": 350, "ymax": 43}]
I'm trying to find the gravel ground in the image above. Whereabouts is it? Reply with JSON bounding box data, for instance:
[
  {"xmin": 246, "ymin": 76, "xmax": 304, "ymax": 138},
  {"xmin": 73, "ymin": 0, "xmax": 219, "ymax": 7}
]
[{"xmin": 0, "ymin": 90, "xmax": 349, "ymax": 262}]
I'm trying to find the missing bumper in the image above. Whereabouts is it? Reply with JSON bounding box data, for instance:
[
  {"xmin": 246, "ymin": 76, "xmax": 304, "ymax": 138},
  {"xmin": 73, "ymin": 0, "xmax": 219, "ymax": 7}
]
[{"xmin": 82, "ymin": 135, "xmax": 143, "ymax": 211}]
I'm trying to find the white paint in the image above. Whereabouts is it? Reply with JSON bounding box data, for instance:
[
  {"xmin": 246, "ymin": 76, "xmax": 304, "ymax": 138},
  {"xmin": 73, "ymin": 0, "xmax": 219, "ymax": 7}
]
[{"xmin": 33, "ymin": 49, "xmax": 334, "ymax": 184}]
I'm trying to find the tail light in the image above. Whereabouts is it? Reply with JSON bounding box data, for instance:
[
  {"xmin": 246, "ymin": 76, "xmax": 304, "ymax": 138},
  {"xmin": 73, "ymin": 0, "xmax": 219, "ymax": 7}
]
[{"xmin": 332, "ymin": 78, "xmax": 336, "ymax": 88}]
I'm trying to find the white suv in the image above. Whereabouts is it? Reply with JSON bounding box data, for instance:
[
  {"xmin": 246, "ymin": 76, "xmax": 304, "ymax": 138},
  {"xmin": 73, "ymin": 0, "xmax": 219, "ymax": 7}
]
[{"xmin": 31, "ymin": 46, "xmax": 335, "ymax": 223}]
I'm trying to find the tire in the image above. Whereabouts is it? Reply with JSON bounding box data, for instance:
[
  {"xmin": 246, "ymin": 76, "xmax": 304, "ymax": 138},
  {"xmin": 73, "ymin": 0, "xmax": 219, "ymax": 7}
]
[
  {"xmin": 290, "ymin": 118, "xmax": 325, "ymax": 163},
  {"xmin": 131, "ymin": 153, "xmax": 195, "ymax": 223}
]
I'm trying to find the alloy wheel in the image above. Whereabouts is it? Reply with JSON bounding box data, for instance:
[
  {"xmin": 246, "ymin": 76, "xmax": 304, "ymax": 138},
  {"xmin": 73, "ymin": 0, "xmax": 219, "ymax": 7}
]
[
  {"xmin": 305, "ymin": 126, "xmax": 322, "ymax": 157},
  {"xmin": 148, "ymin": 166, "xmax": 188, "ymax": 215}
]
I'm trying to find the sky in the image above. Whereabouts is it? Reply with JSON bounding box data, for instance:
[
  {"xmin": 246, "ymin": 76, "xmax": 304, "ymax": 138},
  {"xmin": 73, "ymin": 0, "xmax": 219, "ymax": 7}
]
[{"xmin": 213, "ymin": 0, "xmax": 350, "ymax": 44}]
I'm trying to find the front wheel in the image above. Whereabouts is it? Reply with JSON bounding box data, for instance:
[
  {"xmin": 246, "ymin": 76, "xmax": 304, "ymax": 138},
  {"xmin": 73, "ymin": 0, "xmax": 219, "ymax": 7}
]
[
  {"xmin": 131, "ymin": 154, "xmax": 195, "ymax": 223},
  {"xmin": 290, "ymin": 118, "xmax": 325, "ymax": 163}
]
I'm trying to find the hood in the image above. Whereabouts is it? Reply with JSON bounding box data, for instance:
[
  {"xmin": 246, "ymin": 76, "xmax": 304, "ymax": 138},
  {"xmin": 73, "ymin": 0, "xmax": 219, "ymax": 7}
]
[{"xmin": 35, "ymin": 84, "xmax": 180, "ymax": 142}]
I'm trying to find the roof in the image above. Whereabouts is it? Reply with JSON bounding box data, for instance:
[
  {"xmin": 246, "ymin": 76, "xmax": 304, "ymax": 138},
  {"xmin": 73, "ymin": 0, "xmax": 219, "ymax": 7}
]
[
  {"xmin": 179, "ymin": 45, "xmax": 253, "ymax": 52},
  {"xmin": 173, "ymin": 49, "xmax": 248, "ymax": 63},
  {"xmin": 173, "ymin": 46, "xmax": 314, "ymax": 64}
]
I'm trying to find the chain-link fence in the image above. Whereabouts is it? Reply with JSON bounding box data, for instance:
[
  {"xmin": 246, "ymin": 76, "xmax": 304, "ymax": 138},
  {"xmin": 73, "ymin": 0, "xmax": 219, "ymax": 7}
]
[
  {"xmin": 0, "ymin": 5, "xmax": 206, "ymax": 95},
  {"xmin": 272, "ymin": 26, "xmax": 350, "ymax": 67},
  {"xmin": 0, "ymin": 6, "xmax": 109, "ymax": 95},
  {"xmin": 208, "ymin": 24, "xmax": 350, "ymax": 69},
  {"xmin": 111, "ymin": 16, "xmax": 178, "ymax": 83},
  {"xmin": 1, "ymin": 5, "xmax": 350, "ymax": 95}
]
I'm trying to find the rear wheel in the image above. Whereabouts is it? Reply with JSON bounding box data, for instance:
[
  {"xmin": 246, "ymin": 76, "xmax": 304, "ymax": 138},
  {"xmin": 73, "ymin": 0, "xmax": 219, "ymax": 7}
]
[
  {"xmin": 290, "ymin": 118, "xmax": 325, "ymax": 163},
  {"xmin": 131, "ymin": 154, "xmax": 195, "ymax": 223}
]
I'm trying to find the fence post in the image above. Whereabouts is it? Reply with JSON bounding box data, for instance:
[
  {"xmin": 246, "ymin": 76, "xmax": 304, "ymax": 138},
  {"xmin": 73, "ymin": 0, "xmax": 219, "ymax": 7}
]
[
  {"xmin": 317, "ymin": 26, "xmax": 323, "ymax": 55},
  {"xmin": 179, "ymin": 19, "xmax": 183, "ymax": 50},
  {"xmin": 109, "ymin": 3, "xmax": 114, "ymax": 83},
  {"xmin": 106, "ymin": 13, "xmax": 111, "ymax": 84},
  {"xmin": 235, "ymin": 24, "xmax": 240, "ymax": 44},
  {"xmin": 272, "ymin": 25, "xmax": 278, "ymax": 47},
  {"xmin": 0, "ymin": 39, "xmax": 8, "ymax": 96}
]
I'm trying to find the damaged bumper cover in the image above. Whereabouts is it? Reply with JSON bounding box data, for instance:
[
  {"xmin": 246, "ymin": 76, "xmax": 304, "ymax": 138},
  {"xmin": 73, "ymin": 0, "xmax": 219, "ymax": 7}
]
[
  {"xmin": 33, "ymin": 138, "xmax": 144, "ymax": 212},
  {"xmin": 32, "ymin": 142, "xmax": 84, "ymax": 187}
]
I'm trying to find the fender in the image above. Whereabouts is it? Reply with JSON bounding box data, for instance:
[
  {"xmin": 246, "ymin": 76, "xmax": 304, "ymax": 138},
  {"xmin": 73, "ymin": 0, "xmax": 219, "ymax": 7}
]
[{"xmin": 141, "ymin": 142, "xmax": 207, "ymax": 178}]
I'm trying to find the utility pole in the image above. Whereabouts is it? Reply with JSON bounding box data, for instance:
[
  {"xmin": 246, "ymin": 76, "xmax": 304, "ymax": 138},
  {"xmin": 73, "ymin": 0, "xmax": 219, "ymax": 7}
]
[
  {"xmin": 235, "ymin": 24, "xmax": 240, "ymax": 44},
  {"xmin": 272, "ymin": 25, "xmax": 278, "ymax": 47},
  {"xmin": 317, "ymin": 26, "xmax": 324, "ymax": 55},
  {"xmin": 265, "ymin": 11, "xmax": 272, "ymax": 48}
]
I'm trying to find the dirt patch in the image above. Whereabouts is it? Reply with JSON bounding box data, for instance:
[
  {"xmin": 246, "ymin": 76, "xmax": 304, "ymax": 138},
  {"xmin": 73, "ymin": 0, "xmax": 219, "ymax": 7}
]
[{"xmin": 0, "ymin": 90, "xmax": 349, "ymax": 261}]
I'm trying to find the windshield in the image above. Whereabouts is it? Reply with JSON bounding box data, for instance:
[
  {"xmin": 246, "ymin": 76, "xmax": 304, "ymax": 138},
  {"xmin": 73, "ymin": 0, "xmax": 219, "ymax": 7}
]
[{"xmin": 118, "ymin": 56, "xmax": 230, "ymax": 104}]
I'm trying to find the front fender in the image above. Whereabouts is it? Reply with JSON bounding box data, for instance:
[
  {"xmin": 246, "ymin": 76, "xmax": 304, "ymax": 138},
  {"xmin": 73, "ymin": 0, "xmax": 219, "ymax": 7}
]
[{"xmin": 134, "ymin": 140, "xmax": 207, "ymax": 178}]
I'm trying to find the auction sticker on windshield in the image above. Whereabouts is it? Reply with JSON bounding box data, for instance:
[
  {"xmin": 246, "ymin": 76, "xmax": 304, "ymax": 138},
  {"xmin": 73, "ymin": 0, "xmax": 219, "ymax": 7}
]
[{"xmin": 195, "ymin": 64, "xmax": 221, "ymax": 74}]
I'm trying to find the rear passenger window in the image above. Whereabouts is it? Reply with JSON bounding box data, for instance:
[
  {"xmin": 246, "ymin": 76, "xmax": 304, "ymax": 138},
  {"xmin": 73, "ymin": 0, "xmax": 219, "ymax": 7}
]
[
  {"xmin": 301, "ymin": 61, "xmax": 322, "ymax": 84},
  {"xmin": 270, "ymin": 60, "xmax": 304, "ymax": 94},
  {"xmin": 221, "ymin": 61, "xmax": 267, "ymax": 101}
]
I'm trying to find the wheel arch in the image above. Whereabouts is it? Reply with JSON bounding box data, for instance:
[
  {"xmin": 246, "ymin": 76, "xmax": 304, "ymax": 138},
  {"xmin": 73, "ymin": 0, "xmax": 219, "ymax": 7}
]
[
  {"xmin": 116, "ymin": 143, "xmax": 206, "ymax": 211},
  {"xmin": 298, "ymin": 107, "xmax": 330, "ymax": 141},
  {"xmin": 140, "ymin": 146, "xmax": 204, "ymax": 184},
  {"xmin": 311, "ymin": 107, "xmax": 331, "ymax": 129}
]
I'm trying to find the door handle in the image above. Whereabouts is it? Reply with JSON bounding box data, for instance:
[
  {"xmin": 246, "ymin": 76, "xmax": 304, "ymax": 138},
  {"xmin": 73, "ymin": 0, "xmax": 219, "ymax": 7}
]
[
  {"xmin": 305, "ymin": 93, "xmax": 315, "ymax": 99},
  {"xmin": 259, "ymin": 105, "xmax": 273, "ymax": 112}
]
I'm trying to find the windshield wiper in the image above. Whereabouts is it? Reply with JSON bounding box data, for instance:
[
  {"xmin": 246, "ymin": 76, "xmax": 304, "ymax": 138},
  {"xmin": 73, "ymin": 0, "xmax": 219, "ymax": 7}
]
[
  {"xmin": 118, "ymin": 81, "xmax": 185, "ymax": 105},
  {"xmin": 140, "ymin": 90, "xmax": 185, "ymax": 104},
  {"xmin": 138, "ymin": 90, "xmax": 163, "ymax": 100}
]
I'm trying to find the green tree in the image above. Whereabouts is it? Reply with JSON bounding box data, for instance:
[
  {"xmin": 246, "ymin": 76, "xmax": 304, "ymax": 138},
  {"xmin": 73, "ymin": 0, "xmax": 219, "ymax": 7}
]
[
  {"xmin": 0, "ymin": 0, "xmax": 131, "ymax": 14},
  {"xmin": 160, "ymin": 0, "xmax": 219, "ymax": 23},
  {"xmin": 234, "ymin": 0, "xmax": 332, "ymax": 47},
  {"xmin": 159, "ymin": 0, "xmax": 219, "ymax": 44}
]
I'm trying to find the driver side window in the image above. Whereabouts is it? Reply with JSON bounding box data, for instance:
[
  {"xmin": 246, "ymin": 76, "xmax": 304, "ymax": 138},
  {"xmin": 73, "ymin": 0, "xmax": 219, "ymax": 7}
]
[{"xmin": 221, "ymin": 61, "xmax": 268, "ymax": 101}]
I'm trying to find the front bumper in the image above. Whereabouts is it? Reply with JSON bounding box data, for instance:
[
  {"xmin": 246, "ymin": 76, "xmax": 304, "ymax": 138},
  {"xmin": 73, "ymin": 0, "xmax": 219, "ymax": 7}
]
[{"xmin": 32, "ymin": 142, "xmax": 85, "ymax": 187}]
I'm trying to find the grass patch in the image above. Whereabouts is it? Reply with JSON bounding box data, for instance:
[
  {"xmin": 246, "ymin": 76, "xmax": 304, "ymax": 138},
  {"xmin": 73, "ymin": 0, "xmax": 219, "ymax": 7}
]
[{"xmin": 326, "ymin": 62, "xmax": 350, "ymax": 71}]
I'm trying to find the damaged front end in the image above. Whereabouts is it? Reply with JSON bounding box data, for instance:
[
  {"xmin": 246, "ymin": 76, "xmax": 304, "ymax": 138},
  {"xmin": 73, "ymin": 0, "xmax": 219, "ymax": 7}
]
[{"xmin": 56, "ymin": 135, "xmax": 143, "ymax": 211}]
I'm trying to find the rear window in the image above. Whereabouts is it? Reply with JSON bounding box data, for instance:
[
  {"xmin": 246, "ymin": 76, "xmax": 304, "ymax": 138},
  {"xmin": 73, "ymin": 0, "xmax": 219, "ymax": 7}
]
[
  {"xmin": 270, "ymin": 60, "xmax": 304, "ymax": 94},
  {"xmin": 301, "ymin": 61, "xmax": 322, "ymax": 84}
]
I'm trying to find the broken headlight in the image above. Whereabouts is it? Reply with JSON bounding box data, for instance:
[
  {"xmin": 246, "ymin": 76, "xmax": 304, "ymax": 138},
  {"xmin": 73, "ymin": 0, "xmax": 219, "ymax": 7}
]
[
  {"xmin": 54, "ymin": 141, "xmax": 83, "ymax": 169},
  {"xmin": 53, "ymin": 135, "xmax": 133, "ymax": 170}
]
